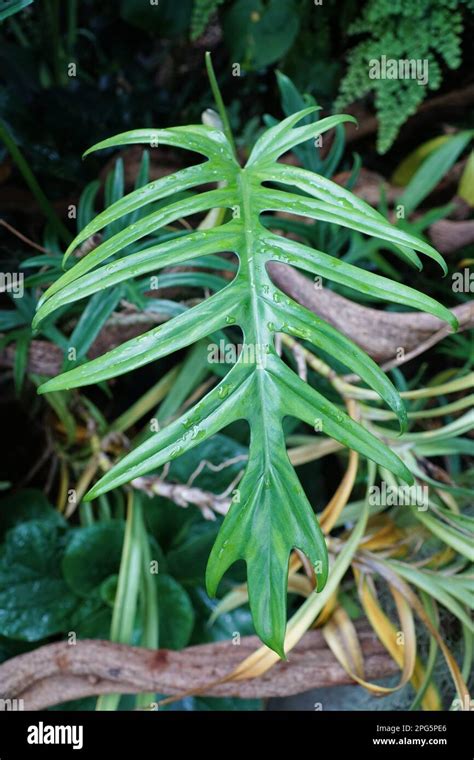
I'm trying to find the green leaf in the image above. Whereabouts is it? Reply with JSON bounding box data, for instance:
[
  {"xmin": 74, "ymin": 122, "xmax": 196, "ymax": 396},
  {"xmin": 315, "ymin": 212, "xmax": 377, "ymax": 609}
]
[
  {"xmin": 0, "ymin": 489, "xmax": 66, "ymax": 537},
  {"xmin": 0, "ymin": 310, "xmax": 26, "ymax": 330},
  {"xmin": 206, "ymin": 425, "xmax": 328, "ymax": 656},
  {"xmin": 458, "ymin": 150, "xmax": 474, "ymax": 205},
  {"xmin": 34, "ymin": 106, "xmax": 453, "ymax": 655},
  {"xmin": 389, "ymin": 561, "xmax": 473, "ymax": 633},
  {"xmin": 0, "ymin": 521, "xmax": 77, "ymax": 640},
  {"xmin": 167, "ymin": 522, "xmax": 221, "ymax": 586},
  {"xmin": 190, "ymin": 587, "xmax": 255, "ymax": 644},
  {"xmin": 77, "ymin": 179, "xmax": 101, "ymax": 231},
  {"xmin": 156, "ymin": 574, "xmax": 195, "ymax": 649},
  {"xmin": 267, "ymin": 233, "xmax": 454, "ymax": 326},
  {"xmin": 143, "ymin": 496, "xmax": 196, "ymax": 553},
  {"xmin": 0, "ymin": 0, "xmax": 33, "ymax": 22},
  {"xmin": 411, "ymin": 508, "xmax": 474, "ymax": 562},
  {"xmin": 37, "ymin": 284, "xmax": 245, "ymax": 390},
  {"xmin": 398, "ymin": 131, "xmax": 473, "ymax": 214},
  {"xmin": 70, "ymin": 595, "xmax": 112, "ymax": 640},
  {"xmin": 62, "ymin": 521, "xmax": 125, "ymax": 596},
  {"xmin": 168, "ymin": 433, "xmax": 247, "ymax": 491},
  {"xmin": 67, "ymin": 287, "xmax": 123, "ymax": 362},
  {"xmin": 272, "ymin": 71, "xmax": 320, "ymax": 173},
  {"xmin": 223, "ymin": 0, "xmax": 300, "ymax": 68}
]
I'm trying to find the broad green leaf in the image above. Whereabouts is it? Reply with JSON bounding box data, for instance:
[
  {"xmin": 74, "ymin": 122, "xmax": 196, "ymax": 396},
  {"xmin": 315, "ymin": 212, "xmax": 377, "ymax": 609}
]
[
  {"xmin": 0, "ymin": 520, "xmax": 77, "ymax": 640},
  {"xmin": 167, "ymin": 522, "xmax": 221, "ymax": 586},
  {"xmin": 36, "ymin": 225, "xmax": 240, "ymax": 320},
  {"xmin": 266, "ymin": 233, "xmax": 456, "ymax": 328},
  {"xmin": 272, "ymin": 294, "xmax": 408, "ymax": 431},
  {"xmin": 223, "ymin": 0, "xmax": 300, "ymax": 69},
  {"xmin": 70, "ymin": 596, "xmax": 112, "ymax": 640},
  {"xmin": 168, "ymin": 433, "xmax": 247, "ymax": 491},
  {"xmin": 259, "ymin": 187, "xmax": 448, "ymax": 273},
  {"xmin": 62, "ymin": 521, "xmax": 126, "ymax": 596},
  {"xmin": 0, "ymin": 489, "xmax": 66, "ymax": 537},
  {"xmin": 63, "ymin": 162, "xmax": 223, "ymax": 266},
  {"xmin": 156, "ymin": 574, "xmax": 195, "ymax": 649}
]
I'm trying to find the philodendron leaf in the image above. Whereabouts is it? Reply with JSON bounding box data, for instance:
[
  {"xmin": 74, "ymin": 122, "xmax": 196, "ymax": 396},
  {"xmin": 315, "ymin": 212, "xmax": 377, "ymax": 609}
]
[{"xmin": 34, "ymin": 109, "xmax": 454, "ymax": 655}]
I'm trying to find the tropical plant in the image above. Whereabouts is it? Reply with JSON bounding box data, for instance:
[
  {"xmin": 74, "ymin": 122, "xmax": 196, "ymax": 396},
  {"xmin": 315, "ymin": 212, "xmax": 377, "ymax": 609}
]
[{"xmin": 32, "ymin": 57, "xmax": 457, "ymax": 655}]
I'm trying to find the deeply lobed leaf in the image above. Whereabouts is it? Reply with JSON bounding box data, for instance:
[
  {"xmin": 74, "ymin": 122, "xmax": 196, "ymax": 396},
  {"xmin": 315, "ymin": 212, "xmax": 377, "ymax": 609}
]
[{"xmin": 34, "ymin": 109, "xmax": 454, "ymax": 655}]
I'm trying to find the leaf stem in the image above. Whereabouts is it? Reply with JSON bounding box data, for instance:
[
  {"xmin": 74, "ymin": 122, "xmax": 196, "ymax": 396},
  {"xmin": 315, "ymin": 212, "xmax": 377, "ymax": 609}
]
[
  {"xmin": 205, "ymin": 51, "xmax": 237, "ymax": 160},
  {"xmin": 96, "ymin": 490, "xmax": 142, "ymax": 711},
  {"xmin": 135, "ymin": 506, "xmax": 159, "ymax": 709}
]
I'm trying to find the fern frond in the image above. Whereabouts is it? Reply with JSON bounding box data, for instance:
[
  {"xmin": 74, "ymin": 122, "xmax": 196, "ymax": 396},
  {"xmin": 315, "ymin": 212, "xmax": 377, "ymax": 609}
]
[
  {"xmin": 191, "ymin": 0, "xmax": 224, "ymax": 40},
  {"xmin": 337, "ymin": 0, "xmax": 469, "ymax": 152}
]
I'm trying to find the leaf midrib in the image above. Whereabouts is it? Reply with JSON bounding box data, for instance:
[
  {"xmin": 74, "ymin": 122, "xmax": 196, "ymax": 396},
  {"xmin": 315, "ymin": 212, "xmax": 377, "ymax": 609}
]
[{"xmin": 238, "ymin": 167, "xmax": 274, "ymax": 477}]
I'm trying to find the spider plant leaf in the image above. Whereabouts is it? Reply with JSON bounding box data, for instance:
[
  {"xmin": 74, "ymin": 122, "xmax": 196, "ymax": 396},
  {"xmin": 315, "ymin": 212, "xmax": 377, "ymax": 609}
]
[
  {"xmin": 35, "ymin": 111, "xmax": 453, "ymax": 654},
  {"xmin": 411, "ymin": 509, "xmax": 474, "ymax": 562},
  {"xmin": 389, "ymin": 562, "xmax": 473, "ymax": 633}
]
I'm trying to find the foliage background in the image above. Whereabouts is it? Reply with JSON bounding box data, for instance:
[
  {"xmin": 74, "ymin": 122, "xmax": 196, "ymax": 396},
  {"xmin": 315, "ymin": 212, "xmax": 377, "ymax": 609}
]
[{"xmin": 0, "ymin": 0, "xmax": 472, "ymax": 712}]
